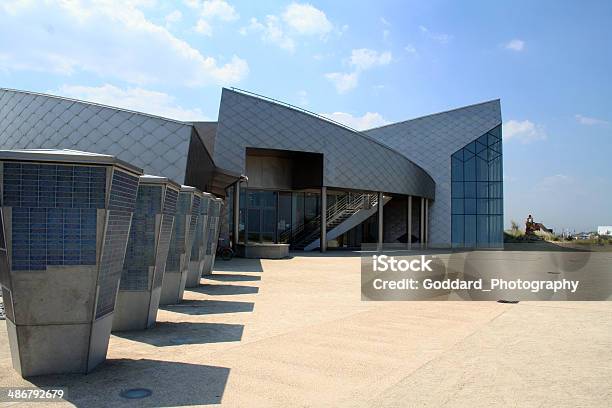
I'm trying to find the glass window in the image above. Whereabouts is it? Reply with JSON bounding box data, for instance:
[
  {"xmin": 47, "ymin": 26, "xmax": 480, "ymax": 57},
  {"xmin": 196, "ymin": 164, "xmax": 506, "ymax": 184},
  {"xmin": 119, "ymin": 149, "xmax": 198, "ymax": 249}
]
[
  {"xmin": 464, "ymin": 157, "xmax": 476, "ymax": 181},
  {"xmin": 451, "ymin": 182, "xmax": 464, "ymax": 198},
  {"xmin": 464, "ymin": 182, "xmax": 476, "ymax": 198},
  {"xmin": 450, "ymin": 125, "xmax": 503, "ymax": 248},
  {"xmin": 477, "ymin": 215, "xmax": 489, "ymax": 245},
  {"xmin": 452, "ymin": 215, "xmax": 463, "ymax": 245},
  {"xmin": 464, "ymin": 199, "xmax": 477, "ymax": 214},
  {"xmin": 464, "ymin": 215, "xmax": 476, "ymax": 246},
  {"xmin": 451, "ymin": 199, "xmax": 464, "ymax": 214},
  {"xmin": 451, "ymin": 157, "xmax": 463, "ymax": 181},
  {"xmin": 477, "ymin": 199, "xmax": 488, "ymax": 214}
]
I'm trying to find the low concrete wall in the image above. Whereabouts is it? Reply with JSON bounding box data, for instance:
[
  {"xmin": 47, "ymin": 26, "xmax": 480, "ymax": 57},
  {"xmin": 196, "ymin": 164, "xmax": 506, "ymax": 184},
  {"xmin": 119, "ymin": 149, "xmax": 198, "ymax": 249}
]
[{"xmin": 236, "ymin": 243, "xmax": 290, "ymax": 259}]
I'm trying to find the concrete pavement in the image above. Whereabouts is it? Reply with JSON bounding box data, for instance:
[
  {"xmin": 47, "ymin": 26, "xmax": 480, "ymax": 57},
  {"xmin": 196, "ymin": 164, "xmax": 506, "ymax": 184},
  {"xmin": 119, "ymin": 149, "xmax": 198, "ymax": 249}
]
[{"xmin": 0, "ymin": 253, "xmax": 611, "ymax": 407}]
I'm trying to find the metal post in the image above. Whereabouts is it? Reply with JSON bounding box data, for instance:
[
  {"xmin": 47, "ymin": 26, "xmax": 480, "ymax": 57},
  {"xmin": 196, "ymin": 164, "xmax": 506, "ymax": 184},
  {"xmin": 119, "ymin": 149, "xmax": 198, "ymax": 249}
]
[
  {"xmin": 377, "ymin": 192, "xmax": 384, "ymax": 250},
  {"xmin": 420, "ymin": 197, "xmax": 425, "ymax": 248},
  {"xmin": 232, "ymin": 182, "xmax": 240, "ymax": 247},
  {"xmin": 407, "ymin": 195, "xmax": 412, "ymax": 249},
  {"xmin": 320, "ymin": 186, "xmax": 327, "ymax": 253},
  {"xmin": 424, "ymin": 198, "xmax": 429, "ymax": 247}
]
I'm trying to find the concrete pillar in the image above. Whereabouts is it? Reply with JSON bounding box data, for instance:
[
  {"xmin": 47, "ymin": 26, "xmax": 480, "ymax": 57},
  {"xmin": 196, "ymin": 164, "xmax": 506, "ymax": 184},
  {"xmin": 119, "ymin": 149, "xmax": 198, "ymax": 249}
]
[
  {"xmin": 114, "ymin": 175, "xmax": 181, "ymax": 331},
  {"xmin": 0, "ymin": 149, "xmax": 142, "ymax": 377},
  {"xmin": 420, "ymin": 197, "xmax": 425, "ymax": 247},
  {"xmin": 160, "ymin": 185, "xmax": 200, "ymax": 305},
  {"xmin": 205, "ymin": 197, "xmax": 224, "ymax": 273},
  {"xmin": 187, "ymin": 192, "xmax": 216, "ymax": 286},
  {"xmin": 320, "ymin": 186, "xmax": 327, "ymax": 253},
  {"xmin": 232, "ymin": 182, "xmax": 240, "ymax": 247},
  {"xmin": 377, "ymin": 192, "xmax": 384, "ymax": 250},
  {"xmin": 407, "ymin": 195, "xmax": 412, "ymax": 249}
]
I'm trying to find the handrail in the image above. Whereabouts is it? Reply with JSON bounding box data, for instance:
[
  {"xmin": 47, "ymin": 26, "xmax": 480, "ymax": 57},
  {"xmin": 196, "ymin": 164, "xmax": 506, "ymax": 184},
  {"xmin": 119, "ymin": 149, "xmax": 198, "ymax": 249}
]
[{"xmin": 280, "ymin": 192, "xmax": 379, "ymax": 244}]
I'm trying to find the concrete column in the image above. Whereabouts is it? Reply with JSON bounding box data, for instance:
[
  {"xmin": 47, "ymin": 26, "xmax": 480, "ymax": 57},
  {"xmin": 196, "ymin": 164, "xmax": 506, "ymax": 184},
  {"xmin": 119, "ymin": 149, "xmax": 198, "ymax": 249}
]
[
  {"xmin": 232, "ymin": 181, "xmax": 240, "ymax": 247},
  {"xmin": 407, "ymin": 195, "xmax": 412, "ymax": 249},
  {"xmin": 420, "ymin": 197, "xmax": 425, "ymax": 247},
  {"xmin": 377, "ymin": 192, "xmax": 384, "ymax": 250},
  {"xmin": 320, "ymin": 186, "xmax": 327, "ymax": 253}
]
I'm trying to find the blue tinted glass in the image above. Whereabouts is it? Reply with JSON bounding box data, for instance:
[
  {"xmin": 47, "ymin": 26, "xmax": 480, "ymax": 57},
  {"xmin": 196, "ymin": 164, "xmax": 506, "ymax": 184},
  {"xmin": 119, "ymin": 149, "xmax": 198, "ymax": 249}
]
[
  {"xmin": 464, "ymin": 182, "xmax": 476, "ymax": 198},
  {"xmin": 464, "ymin": 157, "xmax": 476, "ymax": 181},
  {"xmin": 451, "ymin": 129, "xmax": 503, "ymax": 247},
  {"xmin": 451, "ymin": 157, "xmax": 463, "ymax": 181},
  {"xmin": 464, "ymin": 199, "xmax": 477, "ymax": 214},
  {"xmin": 464, "ymin": 215, "xmax": 476, "ymax": 246},
  {"xmin": 451, "ymin": 182, "xmax": 464, "ymax": 198}
]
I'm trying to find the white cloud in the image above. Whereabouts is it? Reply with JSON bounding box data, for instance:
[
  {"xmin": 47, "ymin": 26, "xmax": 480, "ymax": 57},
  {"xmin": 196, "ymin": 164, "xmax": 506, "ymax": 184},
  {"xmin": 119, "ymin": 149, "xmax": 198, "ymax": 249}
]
[
  {"xmin": 404, "ymin": 44, "xmax": 417, "ymax": 54},
  {"xmin": 165, "ymin": 10, "xmax": 182, "ymax": 24},
  {"xmin": 505, "ymin": 39, "xmax": 525, "ymax": 51},
  {"xmin": 380, "ymin": 17, "xmax": 390, "ymax": 26},
  {"xmin": 349, "ymin": 48, "xmax": 392, "ymax": 71},
  {"xmin": 240, "ymin": 16, "xmax": 295, "ymax": 52},
  {"xmin": 56, "ymin": 84, "xmax": 208, "ymax": 121},
  {"xmin": 324, "ymin": 72, "xmax": 358, "ymax": 94},
  {"xmin": 325, "ymin": 48, "xmax": 392, "ymax": 94},
  {"xmin": 503, "ymin": 120, "xmax": 547, "ymax": 144},
  {"xmin": 190, "ymin": 0, "xmax": 238, "ymax": 36},
  {"xmin": 282, "ymin": 3, "xmax": 332, "ymax": 36},
  {"xmin": 321, "ymin": 111, "xmax": 389, "ymax": 131},
  {"xmin": 0, "ymin": 1, "xmax": 248, "ymax": 86},
  {"xmin": 536, "ymin": 174, "xmax": 574, "ymax": 191},
  {"xmin": 241, "ymin": 3, "xmax": 333, "ymax": 51},
  {"xmin": 200, "ymin": 0, "xmax": 238, "ymax": 21},
  {"xmin": 575, "ymin": 114, "xmax": 609, "ymax": 126},
  {"xmin": 195, "ymin": 18, "xmax": 212, "ymax": 36},
  {"xmin": 419, "ymin": 25, "xmax": 452, "ymax": 44}
]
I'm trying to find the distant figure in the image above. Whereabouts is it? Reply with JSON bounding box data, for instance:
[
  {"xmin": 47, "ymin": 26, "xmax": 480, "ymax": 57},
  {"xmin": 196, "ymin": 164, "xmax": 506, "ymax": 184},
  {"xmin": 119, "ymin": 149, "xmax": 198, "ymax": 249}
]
[{"xmin": 527, "ymin": 214, "xmax": 534, "ymax": 224}]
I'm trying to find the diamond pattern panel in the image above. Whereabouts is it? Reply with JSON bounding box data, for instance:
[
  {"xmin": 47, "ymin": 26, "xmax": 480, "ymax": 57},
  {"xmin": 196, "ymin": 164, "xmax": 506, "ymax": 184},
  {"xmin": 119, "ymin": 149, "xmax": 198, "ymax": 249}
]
[
  {"xmin": 214, "ymin": 89, "xmax": 435, "ymax": 198},
  {"xmin": 0, "ymin": 89, "xmax": 191, "ymax": 184},
  {"xmin": 365, "ymin": 100, "xmax": 502, "ymax": 245}
]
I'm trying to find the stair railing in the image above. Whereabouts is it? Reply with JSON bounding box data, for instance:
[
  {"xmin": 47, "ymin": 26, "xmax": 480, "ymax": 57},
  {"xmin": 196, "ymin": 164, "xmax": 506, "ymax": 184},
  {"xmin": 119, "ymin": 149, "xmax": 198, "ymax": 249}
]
[{"xmin": 280, "ymin": 192, "xmax": 379, "ymax": 245}]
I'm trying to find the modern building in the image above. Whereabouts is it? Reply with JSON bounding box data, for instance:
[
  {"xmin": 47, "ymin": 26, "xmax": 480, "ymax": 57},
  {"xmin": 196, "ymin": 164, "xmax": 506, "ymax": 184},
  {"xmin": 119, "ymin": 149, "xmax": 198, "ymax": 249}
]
[
  {"xmin": 0, "ymin": 149, "xmax": 141, "ymax": 376},
  {"xmin": 0, "ymin": 87, "xmax": 503, "ymax": 251}
]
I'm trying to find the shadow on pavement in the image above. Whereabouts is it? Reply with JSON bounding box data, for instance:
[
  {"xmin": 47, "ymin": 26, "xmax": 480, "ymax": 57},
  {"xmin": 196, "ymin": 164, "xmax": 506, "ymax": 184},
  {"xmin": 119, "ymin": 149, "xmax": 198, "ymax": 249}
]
[
  {"xmin": 114, "ymin": 322, "xmax": 244, "ymax": 346},
  {"xmin": 190, "ymin": 284, "xmax": 259, "ymax": 296},
  {"xmin": 213, "ymin": 257, "xmax": 264, "ymax": 273},
  {"xmin": 204, "ymin": 273, "xmax": 261, "ymax": 282},
  {"xmin": 30, "ymin": 358, "xmax": 230, "ymax": 407},
  {"xmin": 161, "ymin": 299, "xmax": 255, "ymax": 315}
]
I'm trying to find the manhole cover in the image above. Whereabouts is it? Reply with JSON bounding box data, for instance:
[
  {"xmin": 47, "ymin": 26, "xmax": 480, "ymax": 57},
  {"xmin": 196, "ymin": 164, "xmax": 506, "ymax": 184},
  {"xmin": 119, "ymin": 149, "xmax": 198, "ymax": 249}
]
[
  {"xmin": 497, "ymin": 299, "xmax": 519, "ymax": 304},
  {"xmin": 120, "ymin": 388, "xmax": 152, "ymax": 399}
]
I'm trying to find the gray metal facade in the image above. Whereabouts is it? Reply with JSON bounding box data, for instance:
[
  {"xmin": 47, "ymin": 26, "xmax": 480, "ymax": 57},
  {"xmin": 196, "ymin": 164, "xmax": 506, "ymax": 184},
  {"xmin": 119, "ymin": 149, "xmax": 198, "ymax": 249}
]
[
  {"xmin": 0, "ymin": 88, "xmax": 192, "ymax": 184},
  {"xmin": 213, "ymin": 89, "xmax": 436, "ymax": 198},
  {"xmin": 364, "ymin": 100, "xmax": 502, "ymax": 245},
  {"xmin": 0, "ymin": 87, "xmax": 502, "ymax": 247}
]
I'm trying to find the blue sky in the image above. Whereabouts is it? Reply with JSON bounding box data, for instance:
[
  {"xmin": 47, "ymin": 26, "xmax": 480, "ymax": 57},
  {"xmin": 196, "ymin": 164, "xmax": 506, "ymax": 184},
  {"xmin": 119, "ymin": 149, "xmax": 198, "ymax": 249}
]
[{"xmin": 1, "ymin": 0, "xmax": 610, "ymax": 232}]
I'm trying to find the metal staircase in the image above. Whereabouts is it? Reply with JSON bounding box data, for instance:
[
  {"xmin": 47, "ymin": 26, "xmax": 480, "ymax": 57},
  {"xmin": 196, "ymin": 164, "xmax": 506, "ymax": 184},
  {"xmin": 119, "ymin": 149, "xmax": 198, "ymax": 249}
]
[{"xmin": 280, "ymin": 193, "xmax": 389, "ymax": 251}]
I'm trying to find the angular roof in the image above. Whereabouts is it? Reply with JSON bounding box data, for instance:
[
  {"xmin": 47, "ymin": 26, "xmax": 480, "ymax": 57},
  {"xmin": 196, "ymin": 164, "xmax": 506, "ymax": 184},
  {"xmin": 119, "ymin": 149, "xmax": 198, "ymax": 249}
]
[{"xmin": 213, "ymin": 88, "xmax": 436, "ymax": 198}]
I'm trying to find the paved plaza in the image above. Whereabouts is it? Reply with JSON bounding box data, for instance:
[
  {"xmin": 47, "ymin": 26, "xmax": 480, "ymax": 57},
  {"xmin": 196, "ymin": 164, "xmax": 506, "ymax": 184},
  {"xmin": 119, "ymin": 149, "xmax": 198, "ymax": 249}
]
[{"xmin": 1, "ymin": 253, "xmax": 611, "ymax": 407}]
